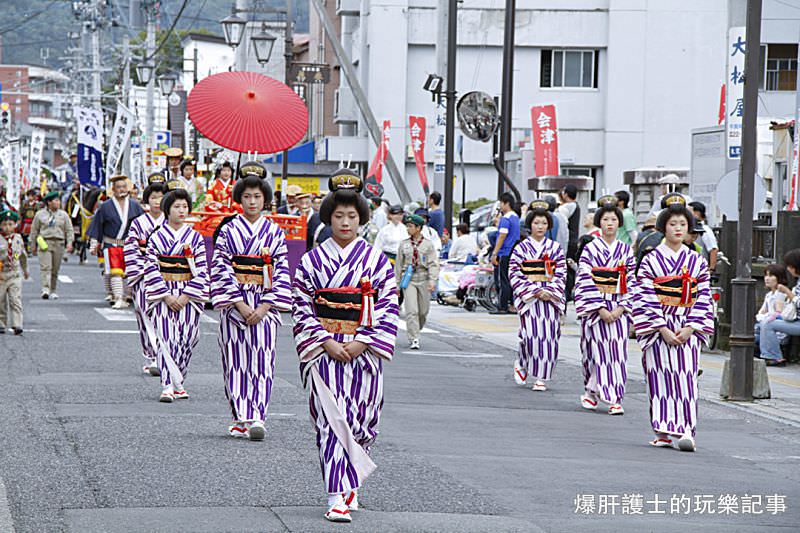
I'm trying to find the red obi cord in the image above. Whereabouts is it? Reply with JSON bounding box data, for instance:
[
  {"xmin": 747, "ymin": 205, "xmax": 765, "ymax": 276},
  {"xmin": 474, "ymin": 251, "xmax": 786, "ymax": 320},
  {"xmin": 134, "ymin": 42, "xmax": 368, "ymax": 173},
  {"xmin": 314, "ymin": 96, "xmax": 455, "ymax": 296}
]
[
  {"xmin": 543, "ymin": 254, "xmax": 555, "ymax": 277},
  {"xmin": 617, "ymin": 261, "xmax": 628, "ymax": 294},
  {"xmin": 360, "ymin": 277, "xmax": 374, "ymax": 327},
  {"xmin": 183, "ymin": 244, "xmax": 194, "ymax": 259},
  {"xmin": 262, "ymin": 251, "xmax": 273, "ymax": 289},
  {"xmin": 680, "ymin": 266, "xmax": 692, "ymax": 305}
]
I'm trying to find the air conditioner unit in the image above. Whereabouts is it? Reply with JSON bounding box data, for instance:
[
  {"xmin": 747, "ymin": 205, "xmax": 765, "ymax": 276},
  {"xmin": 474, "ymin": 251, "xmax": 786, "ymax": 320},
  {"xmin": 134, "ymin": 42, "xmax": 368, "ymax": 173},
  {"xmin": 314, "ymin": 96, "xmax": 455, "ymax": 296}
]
[
  {"xmin": 333, "ymin": 87, "xmax": 357, "ymax": 124},
  {"xmin": 336, "ymin": 0, "xmax": 360, "ymax": 16}
]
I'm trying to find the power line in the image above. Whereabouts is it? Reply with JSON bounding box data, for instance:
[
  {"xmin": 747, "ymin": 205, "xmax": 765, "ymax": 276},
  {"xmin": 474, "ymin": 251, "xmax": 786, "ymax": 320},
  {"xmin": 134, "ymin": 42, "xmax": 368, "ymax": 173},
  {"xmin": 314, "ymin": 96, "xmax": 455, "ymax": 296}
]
[
  {"xmin": 0, "ymin": 0, "xmax": 62, "ymax": 36},
  {"xmin": 144, "ymin": 0, "xmax": 189, "ymax": 62}
]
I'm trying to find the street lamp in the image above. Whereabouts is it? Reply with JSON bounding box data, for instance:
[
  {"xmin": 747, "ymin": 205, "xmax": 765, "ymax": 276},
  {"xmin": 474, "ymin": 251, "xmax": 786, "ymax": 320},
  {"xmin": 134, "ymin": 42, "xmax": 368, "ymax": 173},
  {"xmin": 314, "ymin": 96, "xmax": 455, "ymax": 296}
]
[
  {"xmin": 251, "ymin": 23, "xmax": 276, "ymax": 65},
  {"xmin": 158, "ymin": 74, "xmax": 176, "ymax": 96},
  {"xmin": 136, "ymin": 62, "xmax": 155, "ymax": 85},
  {"xmin": 220, "ymin": 9, "xmax": 247, "ymax": 48}
]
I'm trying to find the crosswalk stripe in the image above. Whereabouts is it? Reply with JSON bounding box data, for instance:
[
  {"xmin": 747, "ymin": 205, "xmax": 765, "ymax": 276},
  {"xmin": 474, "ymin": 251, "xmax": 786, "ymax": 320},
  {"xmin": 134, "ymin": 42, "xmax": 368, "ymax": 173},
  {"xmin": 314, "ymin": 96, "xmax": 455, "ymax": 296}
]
[
  {"xmin": 57, "ymin": 275, "xmax": 73, "ymax": 283},
  {"xmin": 94, "ymin": 307, "xmax": 218, "ymax": 324}
]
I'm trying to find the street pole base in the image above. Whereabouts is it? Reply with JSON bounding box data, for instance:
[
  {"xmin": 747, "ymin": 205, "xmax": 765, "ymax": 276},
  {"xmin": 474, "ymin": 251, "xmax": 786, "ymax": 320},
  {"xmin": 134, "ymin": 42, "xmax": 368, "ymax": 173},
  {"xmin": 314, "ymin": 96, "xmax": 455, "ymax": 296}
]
[{"xmin": 720, "ymin": 358, "xmax": 770, "ymax": 401}]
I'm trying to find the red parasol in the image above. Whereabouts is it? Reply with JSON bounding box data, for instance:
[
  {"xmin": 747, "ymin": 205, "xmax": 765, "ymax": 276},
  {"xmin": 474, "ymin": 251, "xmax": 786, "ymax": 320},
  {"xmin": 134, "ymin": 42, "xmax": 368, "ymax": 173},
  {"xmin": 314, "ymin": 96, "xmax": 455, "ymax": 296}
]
[{"xmin": 187, "ymin": 71, "xmax": 308, "ymax": 154}]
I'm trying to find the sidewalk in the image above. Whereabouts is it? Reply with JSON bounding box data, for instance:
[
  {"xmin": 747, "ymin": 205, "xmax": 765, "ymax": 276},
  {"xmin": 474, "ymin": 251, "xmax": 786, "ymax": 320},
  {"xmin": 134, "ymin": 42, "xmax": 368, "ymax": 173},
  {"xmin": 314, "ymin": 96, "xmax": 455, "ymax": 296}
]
[{"xmin": 426, "ymin": 302, "xmax": 800, "ymax": 428}]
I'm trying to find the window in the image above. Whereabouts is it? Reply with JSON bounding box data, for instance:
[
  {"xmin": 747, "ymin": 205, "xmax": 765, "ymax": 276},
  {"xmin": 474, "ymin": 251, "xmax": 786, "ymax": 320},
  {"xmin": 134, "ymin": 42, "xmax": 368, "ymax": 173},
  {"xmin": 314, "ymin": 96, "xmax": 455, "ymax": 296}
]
[
  {"xmin": 762, "ymin": 44, "xmax": 797, "ymax": 91},
  {"xmin": 541, "ymin": 49, "xmax": 598, "ymax": 88}
]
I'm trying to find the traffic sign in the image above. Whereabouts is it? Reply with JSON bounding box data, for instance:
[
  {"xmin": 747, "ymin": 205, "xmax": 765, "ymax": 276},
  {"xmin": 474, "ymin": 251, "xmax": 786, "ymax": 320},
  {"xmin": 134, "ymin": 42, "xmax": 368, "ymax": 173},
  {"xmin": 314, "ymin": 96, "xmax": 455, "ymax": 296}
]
[{"xmin": 289, "ymin": 63, "xmax": 331, "ymax": 85}]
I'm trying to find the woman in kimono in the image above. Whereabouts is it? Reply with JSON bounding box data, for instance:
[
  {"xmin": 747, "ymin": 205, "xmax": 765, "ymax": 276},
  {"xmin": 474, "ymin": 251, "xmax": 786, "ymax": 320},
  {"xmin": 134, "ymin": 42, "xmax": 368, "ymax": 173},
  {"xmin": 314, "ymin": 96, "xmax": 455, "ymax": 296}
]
[
  {"xmin": 124, "ymin": 175, "xmax": 166, "ymax": 376},
  {"xmin": 292, "ymin": 169, "xmax": 399, "ymax": 523},
  {"xmin": 633, "ymin": 193, "xmax": 713, "ymax": 452},
  {"xmin": 142, "ymin": 186, "xmax": 210, "ymax": 402},
  {"xmin": 574, "ymin": 195, "xmax": 636, "ymax": 415},
  {"xmin": 509, "ymin": 199, "xmax": 566, "ymax": 392},
  {"xmin": 211, "ymin": 162, "xmax": 292, "ymax": 441}
]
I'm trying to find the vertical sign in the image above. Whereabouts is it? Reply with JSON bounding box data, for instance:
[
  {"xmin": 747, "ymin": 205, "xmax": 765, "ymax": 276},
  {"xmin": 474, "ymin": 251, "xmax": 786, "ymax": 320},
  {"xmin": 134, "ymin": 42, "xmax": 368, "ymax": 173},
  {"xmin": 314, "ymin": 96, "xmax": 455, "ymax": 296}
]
[
  {"xmin": 726, "ymin": 27, "xmax": 746, "ymax": 159},
  {"xmin": 530, "ymin": 104, "xmax": 560, "ymax": 177},
  {"xmin": 366, "ymin": 120, "xmax": 390, "ymax": 183},
  {"xmin": 105, "ymin": 103, "xmax": 135, "ymax": 178},
  {"xmin": 27, "ymin": 128, "xmax": 46, "ymax": 187},
  {"xmin": 409, "ymin": 116, "xmax": 430, "ymax": 195},
  {"xmin": 788, "ymin": 109, "xmax": 800, "ymax": 211},
  {"xmin": 433, "ymin": 100, "xmax": 446, "ymax": 189},
  {"xmin": 76, "ymin": 106, "xmax": 105, "ymax": 187}
]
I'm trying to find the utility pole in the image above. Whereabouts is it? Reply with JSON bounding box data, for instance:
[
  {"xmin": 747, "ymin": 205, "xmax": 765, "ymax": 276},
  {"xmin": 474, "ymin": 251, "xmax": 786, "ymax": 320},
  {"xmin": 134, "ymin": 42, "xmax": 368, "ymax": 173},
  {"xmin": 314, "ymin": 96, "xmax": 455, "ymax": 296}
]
[
  {"xmin": 728, "ymin": 0, "xmax": 762, "ymax": 401},
  {"xmin": 442, "ymin": 0, "xmax": 457, "ymax": 236},
  {"xmin": 235, "ymin": 0, "xmax": 250, "ymax": 71},
  {"xmin": 122, "ymin": 34, "xmax": 132, "ymax": 177},
  {"xmin": 498, "ymin": 0, "xmax": 516, "ymax": 198},
  {"xmin": 281, "ymin": 0, "xmax": 294, "ymax": 185},
  {"xmin": 434, "ymin": 0, "xmax": 448, "ymax": 194},
  {"xmin": 144, "ymin": 2, "xmax": 156, "ymax": 174},
  {"xmin": 91, "ymin": 0, "xmax": 102, "ymax": 107},
  {"xmin": 192, "ymin": 46, "xmax": 199, "ymax": 159}
]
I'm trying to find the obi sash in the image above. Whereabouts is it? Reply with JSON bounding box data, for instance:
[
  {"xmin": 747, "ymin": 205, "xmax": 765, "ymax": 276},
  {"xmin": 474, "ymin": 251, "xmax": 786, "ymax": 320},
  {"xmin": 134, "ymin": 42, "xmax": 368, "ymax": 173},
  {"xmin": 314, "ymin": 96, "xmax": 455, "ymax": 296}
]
[
  {"xmin": 521, "ymin": 256, "xmax": 555, "ymax": 282},
  {"xmin": 654, "ymin": 268, "xmax": 697, "ymax": 307},
  {"xmin": 232, "ymin": 253, "xmax": 273, "ymax": 287},
  {"xmin": 591, "ymin": 262, "xmax": 628, "ymax": 295},
  {"xmin": 158, "ymin": 254, "xmax": 193, "ymax": 282},
  {"xmin": 314, "ymin": 278, "xmax": 376, "ymax": 335}
]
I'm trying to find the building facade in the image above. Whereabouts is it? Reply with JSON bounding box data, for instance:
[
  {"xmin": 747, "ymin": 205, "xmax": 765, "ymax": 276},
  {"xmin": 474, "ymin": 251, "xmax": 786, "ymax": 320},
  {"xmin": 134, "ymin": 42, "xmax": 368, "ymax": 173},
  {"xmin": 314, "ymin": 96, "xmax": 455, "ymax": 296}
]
[{"xmin": 309, "ymin": 0, "xmax": 800, "ymax": 203}]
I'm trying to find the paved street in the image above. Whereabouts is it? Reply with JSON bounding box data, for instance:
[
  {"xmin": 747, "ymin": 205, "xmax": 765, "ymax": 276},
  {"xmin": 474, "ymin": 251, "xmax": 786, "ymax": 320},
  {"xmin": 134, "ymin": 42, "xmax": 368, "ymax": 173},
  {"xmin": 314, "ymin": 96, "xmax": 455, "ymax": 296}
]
[{"xmin": 0, "ymin": 260, "xmax": 798, "ymax": 532}]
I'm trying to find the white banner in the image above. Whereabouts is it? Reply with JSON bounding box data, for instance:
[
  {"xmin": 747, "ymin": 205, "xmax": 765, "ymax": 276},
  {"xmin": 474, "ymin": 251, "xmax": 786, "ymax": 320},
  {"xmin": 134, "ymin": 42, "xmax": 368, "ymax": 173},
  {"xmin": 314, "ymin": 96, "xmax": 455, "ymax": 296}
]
[
  {"xmin": 106, "ymin": 103, "xmax": 135, "ymax": 178},
  {"xmin": 433, "ymin": 100, "xmax": 446, "ymax": 189},
  {"xmin": 28, "ymin": 128, "xmax": 46, "ymax": 187},
  {"xmin": 726, "ymin": 27, "xmax": 746, "ymax": 159},
  {"xmin": 76, "ymin": 106, "xmax": 105, "ymax": 188},
  {"xmin": 20, "ymin": 140, "xmax": 29, "ymax": 193}
]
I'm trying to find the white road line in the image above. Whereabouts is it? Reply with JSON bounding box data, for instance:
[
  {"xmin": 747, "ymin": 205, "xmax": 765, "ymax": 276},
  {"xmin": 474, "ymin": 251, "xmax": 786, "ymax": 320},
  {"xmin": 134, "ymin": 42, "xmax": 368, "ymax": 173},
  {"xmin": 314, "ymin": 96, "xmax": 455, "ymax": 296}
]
[
  {"xmin": 397, "ymin": 320, "xmax": 439, "ymax": 334},
  {"xmin": 0, "ymin": 475, "xmax": 15, "ymax": 533},
  {"xmin": 95, "ymin": 306, "xmax": 219, "ymax": 324},
  {"xmin": 57, "ymin": 275, "xmax": 73, "ymax": 283},
  {"xmin": 401, "ymin": 351, "xmax": 503, "ymax": 359},
  {"xmin": 94, "ymin": 307, "xmax": 135, "ymax": 321},
  {"xmin": 23, "ymin": 329, "xmax": 138, "ymax": 334}
]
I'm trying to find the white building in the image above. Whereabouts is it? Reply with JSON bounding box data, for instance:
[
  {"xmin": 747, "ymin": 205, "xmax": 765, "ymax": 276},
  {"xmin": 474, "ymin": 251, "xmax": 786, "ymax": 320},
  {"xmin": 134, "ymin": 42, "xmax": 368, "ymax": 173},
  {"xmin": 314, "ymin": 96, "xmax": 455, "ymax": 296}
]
[{"xmin": 310, "ymin": 0, "xmax": 800, "ymax": 203}]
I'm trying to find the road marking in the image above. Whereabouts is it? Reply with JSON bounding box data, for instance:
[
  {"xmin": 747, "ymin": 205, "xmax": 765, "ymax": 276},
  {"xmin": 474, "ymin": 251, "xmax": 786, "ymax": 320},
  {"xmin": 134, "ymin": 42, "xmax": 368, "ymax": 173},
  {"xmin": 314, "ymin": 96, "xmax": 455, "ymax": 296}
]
[
  {"xmin": 94, "ymin": 307, "xmax": 134, "ymax": 321},
  {"xmin": 397, "ymin": 320, "xmax": 438, "ymax": 333},
  {"xmin": 94, "ymin": 307, "xmax": 218, "ymax": 324},
  {"xmin": 57, "ymin": 275, "xmax": 73, "ymax": 283},
  {"xmin": 24, "ymin": 328, "xmax": 138, "ymax": 334},
  {"xmin": 0, "ymin": 475, "xmax": 15, "ymax": 533},
  {"xmin": 401, "ymin": 351, "xmax": 503, "ymax": 359}
]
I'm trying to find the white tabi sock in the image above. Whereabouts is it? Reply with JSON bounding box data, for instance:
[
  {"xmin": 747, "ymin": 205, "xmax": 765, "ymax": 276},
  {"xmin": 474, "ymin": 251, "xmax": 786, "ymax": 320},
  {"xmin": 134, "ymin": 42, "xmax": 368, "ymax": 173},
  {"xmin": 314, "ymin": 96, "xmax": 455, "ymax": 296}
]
[{"xmin": 327, "ymin": 494, "xmax": 344, "ymax": 508}]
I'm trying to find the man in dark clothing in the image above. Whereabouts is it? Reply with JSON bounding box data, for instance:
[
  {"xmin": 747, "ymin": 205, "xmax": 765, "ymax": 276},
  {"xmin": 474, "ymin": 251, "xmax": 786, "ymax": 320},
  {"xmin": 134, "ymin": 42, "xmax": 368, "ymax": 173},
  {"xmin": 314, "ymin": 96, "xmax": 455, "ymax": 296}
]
[{"xmin": 558, "ymin": 184, "xmax": 580, "ymax": 302}]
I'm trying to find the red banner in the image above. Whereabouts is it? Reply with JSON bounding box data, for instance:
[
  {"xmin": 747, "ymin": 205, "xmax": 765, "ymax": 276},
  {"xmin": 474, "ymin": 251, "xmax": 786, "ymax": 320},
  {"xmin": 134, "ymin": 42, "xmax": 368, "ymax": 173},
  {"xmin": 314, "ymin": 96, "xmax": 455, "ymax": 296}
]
[
  {"xmin": 409, "ymin": 116, "xmax": 430, "ymax": 195},
  {"xmin": 531, "ymin": 105, "xmax": 559, "ymax": 177},
  {"xmin": 367, "ymin": 120, "xmax": 391, "ymax": 183}
]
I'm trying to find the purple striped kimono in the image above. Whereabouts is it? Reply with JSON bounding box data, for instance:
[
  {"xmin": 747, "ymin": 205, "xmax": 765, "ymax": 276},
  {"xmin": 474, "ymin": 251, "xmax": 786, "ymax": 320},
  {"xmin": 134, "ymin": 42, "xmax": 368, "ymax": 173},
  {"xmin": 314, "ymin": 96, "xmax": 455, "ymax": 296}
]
[
  {"xmin": 509, "ymin": 236, "xmax": 566, "ymax": 381},
  {"xmin": 633, "ymin": 243, "xmax": 714, "ymax": 438},
  {"xmin": 124, "ymin": 212, "xmax": 164, "ymax": 364},
  {"xmin": 292, "ymin": 237, "xmax": 398, "ymax": 495},
  {"xmin": 574, "ymin": 237, "xmax": 636, "ymax": 404},
  {"xmin": 211, "ymin": 215, "xmax": 292, "ymax": 424},
  {"xmin": 142, "ymin": 223, "xmax": 209, "ymax": 389}
]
